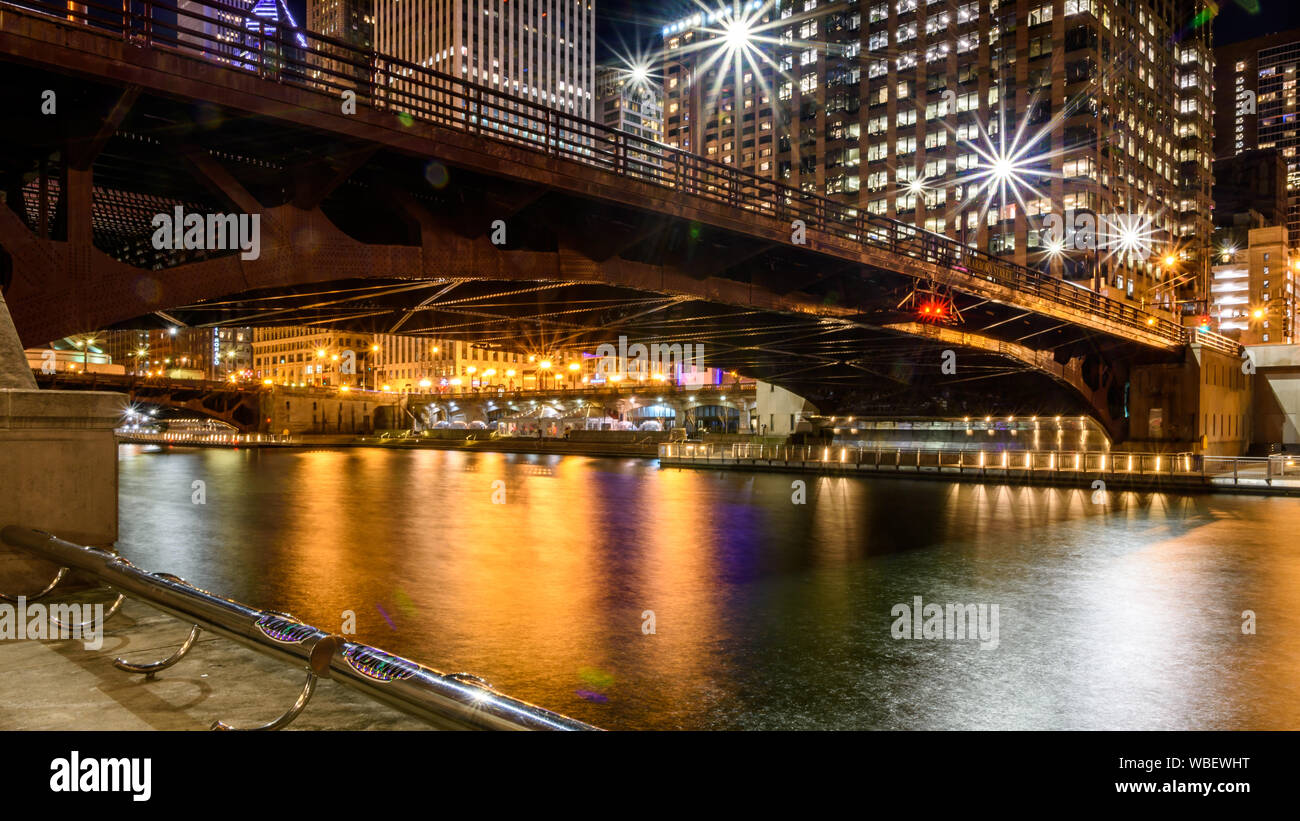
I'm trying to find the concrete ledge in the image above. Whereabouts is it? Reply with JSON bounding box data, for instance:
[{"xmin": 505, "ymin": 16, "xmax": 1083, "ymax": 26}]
[{"xmin": 0, "ymin": 389, "xmax": 125, "ymax": 429}]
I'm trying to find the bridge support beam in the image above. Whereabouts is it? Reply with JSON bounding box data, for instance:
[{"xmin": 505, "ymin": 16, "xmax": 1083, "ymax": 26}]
[
  {"xmin": 1247, "ymin": 344, "xmax": 1300, "ymax": 449},
  {"xmin": 0, "ymin": 289, "xmax": 121, "ymax": 592},
  {"xmin": 259, "ymin": 388, "xmax": 394, "ymax": 436}
]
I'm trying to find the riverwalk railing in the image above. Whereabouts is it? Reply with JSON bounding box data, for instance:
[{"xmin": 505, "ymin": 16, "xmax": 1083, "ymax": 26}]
[
  {"xmin": 0, "ymin": 527, "xmax": 597, "ymax": 731},
  {"xmin": 116, "ymin": 430, "xmax": 297, "ymax": 446},
  {"xmin": 659, "ymin": 442, "xmax": 1300, "ymax": 488},
  {"xmin": 1, "ymin": 0, "xmax": 1227, "ymax": 353}
]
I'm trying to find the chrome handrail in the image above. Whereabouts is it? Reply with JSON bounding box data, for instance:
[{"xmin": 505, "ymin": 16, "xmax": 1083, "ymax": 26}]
[{"xmin": 0, "ymin": 527, "xmax": 598, "ymax": 731}]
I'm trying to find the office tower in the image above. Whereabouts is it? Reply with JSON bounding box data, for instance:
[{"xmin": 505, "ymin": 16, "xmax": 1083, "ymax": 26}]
[
  {"xmin": 373, "ymin": 0, "xmax": 596, "ymax": 120},
  {"xmin": 596, "ymin": 64, "xmax": 665, "ymax": 170},
  {"xmin": 1215, "ymin": 29, "xmax": 1300, "ymax": 245},
  {"xmin": 307, "ymin": 0, "xmax": 375, "ymax": 88},
  {"xmin": 1212, "ymin": 149, "xmax": 1288, "ymax": 229},
  {"xmin": 661, "ymin": 0, "xmax": 1216, "ymax": 314},
  {"xmin": 596, "ymin": 65, "xmax": 665, "ymax": 142},
  {"xmin": 179, "ymin": 0, "xmax": 309, "ymax": 70}
]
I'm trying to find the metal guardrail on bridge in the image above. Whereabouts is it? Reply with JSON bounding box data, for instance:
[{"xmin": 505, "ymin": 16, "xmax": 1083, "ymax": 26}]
[
  {"xmin": 0, "ymin": 527, "xmax": 597, "ymax": 731},
  {"xmin": 1, "ymin": 0, "xmax": 1234, "ymax": 354}
]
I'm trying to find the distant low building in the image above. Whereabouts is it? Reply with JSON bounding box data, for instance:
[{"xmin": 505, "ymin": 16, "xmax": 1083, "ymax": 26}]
[{"xmin": 1210, "ymin": 225, "xmax": 1296, "ymax": 344}]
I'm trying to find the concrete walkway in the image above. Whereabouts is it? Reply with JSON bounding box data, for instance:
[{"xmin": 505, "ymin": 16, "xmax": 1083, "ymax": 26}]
[{"xmin": 0, "ymin": 590, "xmax": 429, "ymax": 730}]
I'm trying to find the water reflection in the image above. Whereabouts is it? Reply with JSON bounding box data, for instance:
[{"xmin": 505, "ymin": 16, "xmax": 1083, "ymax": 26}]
[{"xmin": 117, "ymin": 445, "xmax": 1300, "ymax": 729}]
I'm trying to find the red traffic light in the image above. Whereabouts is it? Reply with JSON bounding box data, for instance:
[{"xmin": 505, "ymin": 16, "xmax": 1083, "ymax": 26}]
[{"xmin": 918, "ymin": 300, "xmax": 949, "ymax": 321}]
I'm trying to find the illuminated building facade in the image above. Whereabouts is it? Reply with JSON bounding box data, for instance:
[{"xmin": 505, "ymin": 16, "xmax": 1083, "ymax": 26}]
[
  {"xmin": 373, "ymin": 0, "xmax": 596, "ymax": 120},
  {"xmin": 178, "ymin": 0, "xmax": 309, "ymax": 69},
  {"xmin": 596, "ymin": 65, "xmax": 665, "ymax": 142},
  {"xmin": 99, "ymin": 327, "xmax": 251, "ymax": 379},
  {"xmin": 371, "ymin": 335, "xmax": 530, "ymax": 392},
  {"xmin": 307, "ymin": 0, "xmax": 375, "ymax": 88},
  {"xmin": 252, "ymin": 327, "xmax": 378, "ymax": 387},
  {"xmin": 661, "ymin": 0, "xmax": 1215, "ymax": 314},
  {"xmin": 1209, "ymin": 225, "xmax": 1295, "ymax": 345},
  {"xmin": 1214, "ymin": 29, "xmax": 1300, "ymax": 246}
]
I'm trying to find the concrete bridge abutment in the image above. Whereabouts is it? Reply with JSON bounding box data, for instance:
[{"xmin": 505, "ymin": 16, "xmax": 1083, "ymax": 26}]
[
  {"xmin": 1127, "ymin": 343, "xmax": 1255, "ymax": 456},
  {"xmin": 259, "ymin": 388, "xmax": 396, "ymax": 435},
  {"xmin": 1249, "ymin": 344, "xmax": 1300, "ymax": 448},
  {"xmin": 0, "ymin": 289, "xmax": 121, "ymax": 593}
]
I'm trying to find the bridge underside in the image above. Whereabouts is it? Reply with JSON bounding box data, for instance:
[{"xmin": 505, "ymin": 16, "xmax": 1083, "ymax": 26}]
[
  {"xmin": 0, "ymin": 13, "xmax": 1184, "ymax": 433},
  {"xmin": 140, "ymin": 275, "xmax": 1100, "ymax": 420}
]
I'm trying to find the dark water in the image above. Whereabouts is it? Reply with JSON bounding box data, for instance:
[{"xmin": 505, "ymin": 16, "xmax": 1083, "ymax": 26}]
[{"xmin": 117, "ymin": 444, "xmax": 1300, "ymax": 730}]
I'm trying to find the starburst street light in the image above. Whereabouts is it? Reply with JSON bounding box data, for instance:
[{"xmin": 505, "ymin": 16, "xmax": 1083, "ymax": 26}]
[
  {"xmin": 952, "ymin": 92, "xmax": 1068, "ymax": 231},
  {"xmin": 723, "ymin": 14, "xmax": 753, "ymax": 50},
  {"xmin": 664, "ymin": 1, "xmax": 825, "ymax": 116}
]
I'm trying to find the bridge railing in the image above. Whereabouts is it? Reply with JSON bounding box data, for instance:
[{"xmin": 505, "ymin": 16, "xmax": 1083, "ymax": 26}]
[
  {"xmin": 7, "ymin": 0, "xmax": 1207, "ymax": 350},
  {"xmin": 408, "ymin": 383, "xmax": 756, "ymax": 401},
  {"xmin": 1186, "ymin": 328, "xmax": 1243, "ymax": 357}
]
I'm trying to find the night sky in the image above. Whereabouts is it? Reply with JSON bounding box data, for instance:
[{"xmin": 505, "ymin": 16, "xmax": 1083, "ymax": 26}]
[
  {"xmin": 275, "ymin": 1, "xmax": 1300, "ymax": 63},
  {"xmin": 596, "ymin": 0, "xmax": 1300, "ymax": 55}
]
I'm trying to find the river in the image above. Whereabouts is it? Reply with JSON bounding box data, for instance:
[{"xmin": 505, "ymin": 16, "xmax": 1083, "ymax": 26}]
[{"xmin": 117, "ymin": 444, "xmax": 1300, "ymax": 730}]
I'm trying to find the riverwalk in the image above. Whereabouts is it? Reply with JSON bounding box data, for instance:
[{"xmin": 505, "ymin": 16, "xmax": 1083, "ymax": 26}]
[
  {"xmin": 658, "ymin": 442, "xmax": 1300, "ymax": 496},
  {"xmin": 116, "ymin": 430, "xmax": 663, "ymax": 457}
]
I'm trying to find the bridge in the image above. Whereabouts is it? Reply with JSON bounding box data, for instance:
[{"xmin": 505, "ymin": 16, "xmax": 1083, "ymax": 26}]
[
  {"xmin": 0, "ymin": 0, "xmax": 1251, "ymax": 446},
  {"xmin": 34, "ymin": 368, "xmax": 762, "ymax": 433}
]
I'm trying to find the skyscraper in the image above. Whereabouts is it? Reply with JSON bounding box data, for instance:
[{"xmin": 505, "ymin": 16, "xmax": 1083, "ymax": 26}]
[
  {"xmin": 661, "ymin": 0, "xmax": 1215, "ymax": 316},
  {"xmin": 308, "ymin": 0, "xmax": 375, "ymax": 89},
  {"xmin": 178, "ymin": 0, "xmax": 309, "ymax": 71},
  {"xmin": 373, "ymin": 0, "xmax": 596, "ymax": 120},
  {"xmin": 596, "ymin": 64, "xmax": 665, "ymax": 170},
  {"xmin": 596, "ymin": 64, "xmax": 664, "ymax": 143},
  {"xmin": 1215, "ymin": 29, "xmax": 1300, "ymax": 245}
]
